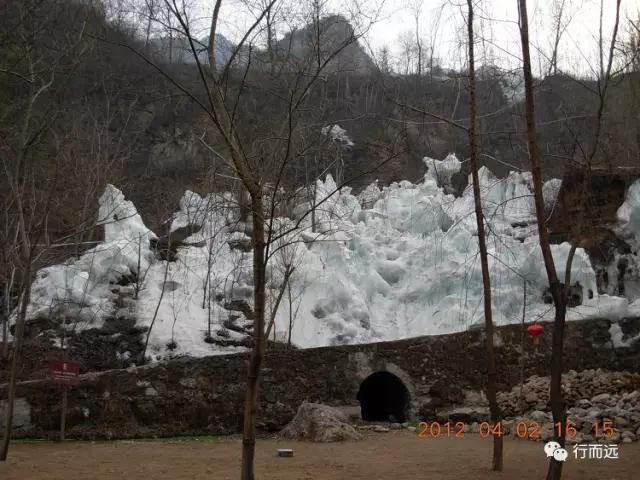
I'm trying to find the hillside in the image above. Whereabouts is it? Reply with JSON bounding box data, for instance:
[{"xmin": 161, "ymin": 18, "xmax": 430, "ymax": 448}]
[{"xmin": 2, "ymin": 0, "xmax": 637, "ymax": 238}]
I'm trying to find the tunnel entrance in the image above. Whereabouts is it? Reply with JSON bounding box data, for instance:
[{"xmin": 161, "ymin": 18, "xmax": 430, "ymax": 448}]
[{"xmin": 357, "ymin": 371, "xmax": 410, "ymax": 423}]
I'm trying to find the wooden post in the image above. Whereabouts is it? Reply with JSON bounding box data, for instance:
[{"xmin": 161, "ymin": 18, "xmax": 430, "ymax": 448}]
[{"xmin": 60, "ymin": 386, "xmax": 68, "ymax": 442}]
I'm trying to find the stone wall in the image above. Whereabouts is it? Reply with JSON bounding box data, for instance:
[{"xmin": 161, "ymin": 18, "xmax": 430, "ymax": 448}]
[{"xmin": 1, "ymin": 317, "xmax": 639, "ymax": 439}]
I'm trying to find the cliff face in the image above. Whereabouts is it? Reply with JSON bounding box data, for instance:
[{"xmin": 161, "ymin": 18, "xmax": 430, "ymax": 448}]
[
  {"xmin": 148, "ymin": 33, "xmax": 235, "ymax": 67},
  {"xmin": 548, "ymin": 169, "xmax": 640, "ymax": 300},
  {"xmin": 276, "ymin": 15, "xmax": 376, "ymax": 74},
  {"xmin": 549, "ymin": 170, "xmax": 635, "ymax": 243}
]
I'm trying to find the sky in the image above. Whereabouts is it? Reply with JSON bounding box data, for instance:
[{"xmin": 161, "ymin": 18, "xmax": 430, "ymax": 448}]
[
  {"xmin": 189, "ymin": 0, "xmax": 635, "ymax": 76},
  {"xmin": 362, "ymin": 0, "xmax": 630, "ymax": 73}
]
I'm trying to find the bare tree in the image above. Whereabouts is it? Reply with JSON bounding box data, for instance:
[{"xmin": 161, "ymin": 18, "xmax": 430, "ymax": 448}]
[
  {"xmin": 518, "ymin": 2, "xmax": 569, "ymax": 478},
  {"xmin": 398, "ymin": 31, "xmax": 416, "ymax": 76},
  {"xmin": 377, "ymin": 45, "xmax": 392, "ymax": 74},
  {"xmin": 105, "ymin": 2, "xmax": 386, "ymax": 477},
  {"xmin": 0, "ymin": 0, "xmax": 146, "ymax": 457},
  {"xmin": 0, "ymin": 2, "xmax": 64, "ymax": 457},
  {"xmin": 264, "ymin": 236, "xmax": 304, "ymax": 342},
  {"xmin": 517, "ymin": 1, "xmax": 621, "ymax": 479},
  {"xmin": 547, "ymin": 0, "xmax": 572, "ymax": 76},
  {"xmin": 466, "ymin": 0, "xmax": 502, "ymax": 470},
  {"xmin": 141, "ymin": 234, "xmax": 171, "ymax": 363},
  {"xmin": 618, "ymin": 14, "xmax": 640, "ymax": 72},
  {"xmin": 409, "ymin": 0, "xmax": 424, "ymax": 76},
  {"xmin": 0, "ymin": 250, "xmax": 16, "ymax": 361}
]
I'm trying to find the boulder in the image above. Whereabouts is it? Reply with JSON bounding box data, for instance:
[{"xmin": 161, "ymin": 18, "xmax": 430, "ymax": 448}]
[
  {"xmin": 567, "ymin": 432, "xmax": 584, "ymax": 445},
  {"xmin": 592, "ymin": 393, "xmax": 612, "ymax": 404},
  {"xmin": 528, "ymin": 410, "xmax": 548, "ymax": 424},
  {"xmin": 280, "ymin": 403, "xmax": 362, "ymax": 442},
  {"xmin": 0, "ymin": 398, "xmax": 31, "ymax": 431},
  {"xmin": 540, "ymin": 422, "xmax": 555, "ymax": 442},
  {"xmin": 621, "ymin": 430, "xmax": 636, "ymax": 442},
  {"xmin": 576, "ymin": 399, "xmax": 592, "ymax": 408},
  {"xmin": 436, "ymin": 406, "xmax": 490, "ymax": 423}
]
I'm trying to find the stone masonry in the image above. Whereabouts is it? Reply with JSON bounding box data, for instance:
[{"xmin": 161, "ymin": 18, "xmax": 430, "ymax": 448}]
[{"xmin": 1, "ymin": 317, "xmax": 638, "ymax": 439}]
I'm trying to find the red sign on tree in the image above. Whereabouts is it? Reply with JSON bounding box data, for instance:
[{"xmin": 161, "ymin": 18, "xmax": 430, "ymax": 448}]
[{"xmin": 49, "ymin": 361, "xmax": 80, "ymax": 386}]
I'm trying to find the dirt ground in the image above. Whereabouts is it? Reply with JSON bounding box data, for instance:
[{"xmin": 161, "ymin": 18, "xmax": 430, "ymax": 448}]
[{"xmin": 1, "ymin": 430, "xmax": 638, "ymax": 480}]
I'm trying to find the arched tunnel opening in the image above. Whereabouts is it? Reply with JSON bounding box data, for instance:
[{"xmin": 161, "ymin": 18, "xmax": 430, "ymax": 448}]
[{"xmin": 357, "ymin": 371, "xmax": 411, "ymax": 423}]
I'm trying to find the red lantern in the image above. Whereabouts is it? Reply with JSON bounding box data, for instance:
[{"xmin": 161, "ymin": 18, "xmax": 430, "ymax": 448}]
[{"xmin": 527, "ymin": 323, "xmax": 544, "ymax": 346}]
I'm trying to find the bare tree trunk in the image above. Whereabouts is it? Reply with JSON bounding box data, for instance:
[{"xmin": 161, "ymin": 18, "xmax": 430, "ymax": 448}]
[
  {"xmin": 144, "ymin": 0, "xmax": 153, "ymax": 55},
  {"xmin": 141, "ymin": 237, "xmax": 171, "ymax": 364},
  {"xmin": 311, "ymin": 180, "xmax": 317, "ymax": 233},
  {"xmin": 518, "ymin": 280, "xmax": 528, "ymax": 410},
  {"xmin": 598, "ymin": 0, "xmax": 605, "ymax": 80},
  {"xmin": 241, "ymin": 194, "xmax": 266, "ymax": 480},
  {"xmin": 59, "ymin": 386, "xmax": 68, "ymax": 442},
  {"xmin": 207, "ymin": 279, "xmax": 212, "ymax": 340},
  {"xmin": 1, "ymin": 271, "xmax": 12, "ymax": 359},
  {"xmin": 517, "ymin": 2, "xmax": 567, "ymax": 479},
  {"xmin": 135, "ymin": 233, "xmax": 142, "ymax": 299},
  {"xmin": 1, "ymin": 267, "xmax": 31, "ymax": 461},
  {"xmin": 415, "ymin": 13, "xmax": 422, "ymax": 76},
  {"xmin": 203, "ymin": 238, "xmax": 213, "ymax": 309},
  {"xmin": 287, "ymin": 282, "xmax": 293, "ymax": 349},
  {"xmin": 548, "ymin": 0, "xmax": 567, "ymax": 76},
  {"xmin": 546, "ymin": 306, "xmax": 567, "ymax": 480},
  {"xmin": 264, "ymin": 266, "xmax": 293, "ymax": 341},
  {"xmin": 467, "ymin": 1, "xmax": 502, "ymax": 470},
  {"xmin": 1, "ymin": 309, "xmax": 6, "ymax": 360},
  {"xmin": 207, "ymin": 0, "xmax": 223, "ymax": 70}
]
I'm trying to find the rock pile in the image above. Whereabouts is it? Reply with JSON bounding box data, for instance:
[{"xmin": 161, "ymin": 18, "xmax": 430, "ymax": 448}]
[
  {"xmin": 498, "ymin": 369, "xmax": 640, "ymax": 416},
  {"xmin": 280, "ymin": 402, "xmax": 362, "ymax": 442},
  {"xmin": 496, "ymin": 369, "xmax": 640, "ymax": 443}
]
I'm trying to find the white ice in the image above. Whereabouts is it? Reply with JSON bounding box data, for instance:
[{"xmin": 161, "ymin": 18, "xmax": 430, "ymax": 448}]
[
  {"xmin": 321, "ymin": 124, "xmax": 354, "ymax": 147},
  {"xmin": 26, "ymin": 185, "xmax": 156, "ymax": 327},
  {"xmin": 21, "ymin": 157, "xmax": 640, "ymax": 359}
]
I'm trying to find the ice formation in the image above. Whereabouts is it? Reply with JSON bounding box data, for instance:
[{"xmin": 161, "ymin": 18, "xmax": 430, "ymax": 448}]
[
  {"xmin": 279, "ymin": 161, "xmax": 611, "ymax": 348},
  {"xmin": 321, "ymin": 124, "xmax": 354, "ymax": 147},
  {"xmin": 136, "ymin": 190, "xmax": 250, "ymax": 359},
  {"xmin": 424, "ymin": 153, "xmax": 462, "ymax": 195},
  {"xmin": 612, "ymin": 178, "xmax": 640, "ymax": 302},
  {"xmin": 618, "ymin": 179, "xmax": 640, "ymax": 241},
  {"xmin": 26, "ymin": 185, "xmax": 156, "ymax": 326},
  {"xmin": 20, "ymin": 156, "xmax": 640, "ymax": 359},
  {"xmin": 499, "ymin": 69, "xmax": 525, "ymax": 105}
]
